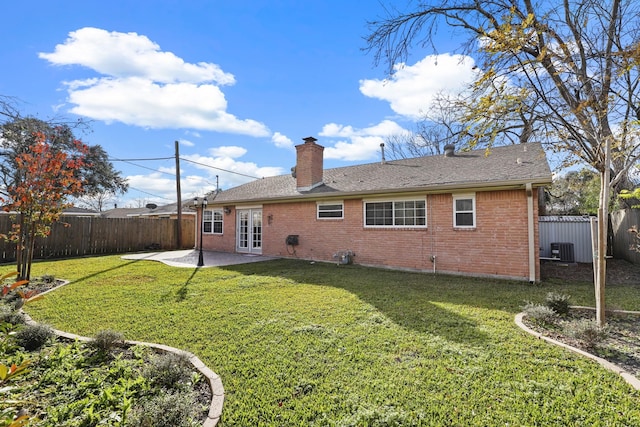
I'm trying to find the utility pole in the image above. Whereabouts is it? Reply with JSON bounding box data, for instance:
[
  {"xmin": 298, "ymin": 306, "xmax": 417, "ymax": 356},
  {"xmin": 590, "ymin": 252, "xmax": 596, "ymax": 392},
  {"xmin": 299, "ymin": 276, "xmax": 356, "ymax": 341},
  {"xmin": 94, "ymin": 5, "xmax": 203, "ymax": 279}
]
[{"xmin": 175, "ymin": 140, "xmax": 182, "ymax": 248}]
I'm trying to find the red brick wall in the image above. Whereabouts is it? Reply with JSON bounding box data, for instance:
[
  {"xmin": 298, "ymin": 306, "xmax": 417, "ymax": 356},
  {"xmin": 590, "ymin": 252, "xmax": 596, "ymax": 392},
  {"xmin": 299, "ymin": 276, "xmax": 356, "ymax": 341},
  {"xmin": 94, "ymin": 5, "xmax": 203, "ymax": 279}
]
[
  {"xmin": 204, "ymin": 188, "xmax": 542, "ymax": 281},
  {"xmin": 200, "ymin": 207, "xmax": 237, "ymax": 252},
  {"xmin": 294, "ymin": 140, "xmax": 324, "ymax": 189}
]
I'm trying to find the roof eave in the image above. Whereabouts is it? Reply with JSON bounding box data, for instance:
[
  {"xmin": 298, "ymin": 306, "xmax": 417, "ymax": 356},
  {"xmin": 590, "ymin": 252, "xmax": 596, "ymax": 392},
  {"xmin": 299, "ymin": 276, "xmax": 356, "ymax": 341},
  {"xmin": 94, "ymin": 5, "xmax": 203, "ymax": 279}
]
[{"xmin": 209, "ymin": 176, "xmax": 552, "ymax": 206}]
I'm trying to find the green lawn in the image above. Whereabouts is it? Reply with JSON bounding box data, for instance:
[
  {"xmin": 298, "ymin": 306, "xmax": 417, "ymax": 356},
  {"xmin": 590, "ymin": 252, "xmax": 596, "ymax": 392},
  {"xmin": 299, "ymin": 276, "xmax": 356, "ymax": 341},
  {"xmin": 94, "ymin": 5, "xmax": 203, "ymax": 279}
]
[{"xmin": 24, "ymin": 255, "xmax": 640, "ymax": 426}]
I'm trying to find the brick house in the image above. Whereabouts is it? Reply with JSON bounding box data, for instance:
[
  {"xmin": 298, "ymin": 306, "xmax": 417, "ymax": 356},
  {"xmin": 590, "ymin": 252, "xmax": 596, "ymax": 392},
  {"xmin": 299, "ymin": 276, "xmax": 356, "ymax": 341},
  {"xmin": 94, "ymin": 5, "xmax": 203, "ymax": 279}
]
[{"xmin": 196, "ymin": 137, "xmax": 552, "ymax": 282}]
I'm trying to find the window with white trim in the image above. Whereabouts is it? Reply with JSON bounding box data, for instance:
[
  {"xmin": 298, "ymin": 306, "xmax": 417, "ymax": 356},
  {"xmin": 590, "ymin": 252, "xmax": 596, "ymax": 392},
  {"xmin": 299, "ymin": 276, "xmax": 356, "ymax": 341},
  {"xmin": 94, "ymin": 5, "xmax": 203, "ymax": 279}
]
[
  {"xmin": 317, "ymin": 202, "xmax": 344, "ymax": 219},
  {"xmin": 364, "ymin": 199, "xmax": 426, "ymax": 227},
  {"xmin": 453, "ymin": 194, "xmax": 475, "ymax": 228},
  {"xmin": 203, "ymin": 209, "xmax": 223, "ymax": 234}
]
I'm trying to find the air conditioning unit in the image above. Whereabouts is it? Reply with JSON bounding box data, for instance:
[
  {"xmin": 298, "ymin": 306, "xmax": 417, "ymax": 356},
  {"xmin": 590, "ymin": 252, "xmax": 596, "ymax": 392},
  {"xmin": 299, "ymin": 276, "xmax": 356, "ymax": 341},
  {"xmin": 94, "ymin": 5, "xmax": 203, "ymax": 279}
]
[{"xmin": 550, "ymin": 242, "xmax": 575, "ymax": 263}]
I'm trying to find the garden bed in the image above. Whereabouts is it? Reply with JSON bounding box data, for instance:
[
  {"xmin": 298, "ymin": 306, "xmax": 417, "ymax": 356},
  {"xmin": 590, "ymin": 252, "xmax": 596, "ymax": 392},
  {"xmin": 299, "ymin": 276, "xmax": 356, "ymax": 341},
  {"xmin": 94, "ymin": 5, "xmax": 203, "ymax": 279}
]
[
  {"xmin": 521, "ymin": 307, "xmax": 640, "ymax": 380},
  {"xmin": 1, "ymin": 276, "xmax": 217, "ymax": 426}
]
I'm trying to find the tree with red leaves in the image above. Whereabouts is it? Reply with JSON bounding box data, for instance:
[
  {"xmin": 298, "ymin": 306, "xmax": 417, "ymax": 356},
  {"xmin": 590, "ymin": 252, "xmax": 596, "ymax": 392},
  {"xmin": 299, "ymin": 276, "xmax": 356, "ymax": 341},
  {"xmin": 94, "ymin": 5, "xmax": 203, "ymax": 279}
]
[{"xmin": 0, "ymin": 131, "xmax": 88, "ymax": 280}]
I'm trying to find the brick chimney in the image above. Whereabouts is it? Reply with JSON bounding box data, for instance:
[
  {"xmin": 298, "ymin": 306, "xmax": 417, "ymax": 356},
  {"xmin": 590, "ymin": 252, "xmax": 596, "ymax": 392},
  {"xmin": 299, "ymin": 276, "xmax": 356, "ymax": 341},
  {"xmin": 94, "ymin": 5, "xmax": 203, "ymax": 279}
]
[{"xmin": 294, "ymin": 136, "xmax": 324, "ymax": 191}]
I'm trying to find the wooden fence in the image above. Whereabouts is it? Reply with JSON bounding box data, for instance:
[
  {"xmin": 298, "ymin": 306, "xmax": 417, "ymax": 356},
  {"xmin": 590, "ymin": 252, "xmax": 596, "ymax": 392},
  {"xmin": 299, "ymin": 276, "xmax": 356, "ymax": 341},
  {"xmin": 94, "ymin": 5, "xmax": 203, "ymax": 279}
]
[
  {"xmin": 611, "ymin": 209, "xmax": 640, "ymax": 264},
  {"xmin": 0, "ymin": 216, "xmax": 195, "ymax": 263}
]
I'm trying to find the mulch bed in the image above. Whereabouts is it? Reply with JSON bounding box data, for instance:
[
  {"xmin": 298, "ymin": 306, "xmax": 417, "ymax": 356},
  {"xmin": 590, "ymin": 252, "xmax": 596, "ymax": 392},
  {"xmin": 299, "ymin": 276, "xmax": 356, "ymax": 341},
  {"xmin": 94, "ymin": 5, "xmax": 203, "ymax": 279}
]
[
  {"xmin": 541, "ymin": 258, "xmax": 640, "ymax": 286},
  {"xmin": 535, "ymin": 259, "xmax": 640, "ymax": 381},
  {"xmin": 522, "ymin": 308, "xmax": 640, "ymax": 378}
]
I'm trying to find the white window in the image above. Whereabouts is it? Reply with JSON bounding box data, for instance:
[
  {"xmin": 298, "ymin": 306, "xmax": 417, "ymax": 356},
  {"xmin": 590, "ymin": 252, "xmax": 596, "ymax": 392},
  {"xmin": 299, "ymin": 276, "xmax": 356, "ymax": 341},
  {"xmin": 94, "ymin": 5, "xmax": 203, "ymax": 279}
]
[
  {"xmin": 317, "ymin": 202, "xmax": 344, "ymax": 219},
  {"xmin": 204, "ymin": 209, "xmax": 223, "ymax": 234},
  {"xmin": 453, "ymin": 194, "xmax": 475, "ymax": 228},
  {"xmin": 364, "ymin": 199, "xmax": 426, "ymax": 227}
]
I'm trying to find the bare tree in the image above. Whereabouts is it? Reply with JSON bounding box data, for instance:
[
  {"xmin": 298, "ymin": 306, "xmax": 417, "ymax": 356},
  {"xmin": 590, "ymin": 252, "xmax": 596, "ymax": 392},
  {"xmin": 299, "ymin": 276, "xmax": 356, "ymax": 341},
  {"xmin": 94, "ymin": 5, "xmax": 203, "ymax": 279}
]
[
  {"xmin": 384, "ymin": 93, "xmax": 468, "ymax": 159},
  {"xmin": 73, "ymin": 190, "xmax": 119, "ymax": 212},
  {"xmin": 366, "ymin": 0, "xmax": 640, "ymax": 325}
]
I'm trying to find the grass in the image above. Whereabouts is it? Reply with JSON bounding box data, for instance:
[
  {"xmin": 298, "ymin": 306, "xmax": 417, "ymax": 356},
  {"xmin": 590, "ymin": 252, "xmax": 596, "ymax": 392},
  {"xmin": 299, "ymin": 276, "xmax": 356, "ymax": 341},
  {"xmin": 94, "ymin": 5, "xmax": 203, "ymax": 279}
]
[{"xmin": 21, "ymin": 255, "xmax": 640, "ymax": 426}]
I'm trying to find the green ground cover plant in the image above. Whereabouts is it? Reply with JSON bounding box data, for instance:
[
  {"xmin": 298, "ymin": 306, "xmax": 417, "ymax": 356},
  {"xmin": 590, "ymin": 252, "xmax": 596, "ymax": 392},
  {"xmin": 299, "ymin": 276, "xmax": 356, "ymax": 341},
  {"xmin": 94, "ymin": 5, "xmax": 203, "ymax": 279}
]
[
  {"xmin": 0, "ymin": 327, "xmax": 206, "ymax": 427},
  {"xmin": 22, "ymin": 255, "xmax": 640, "ymax": 425}
]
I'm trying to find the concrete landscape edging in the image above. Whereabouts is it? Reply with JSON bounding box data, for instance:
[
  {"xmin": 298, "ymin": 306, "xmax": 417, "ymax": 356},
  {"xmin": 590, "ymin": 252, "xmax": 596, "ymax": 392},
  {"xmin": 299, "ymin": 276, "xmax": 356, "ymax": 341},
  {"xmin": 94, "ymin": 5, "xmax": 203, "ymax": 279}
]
[
  {"xmin": 20, "ymin": 278, "xmax": 224, "ymax": 426},
  {"xmin": 514, "ymin": 310, "xmax": 640, "ymax": 391}
]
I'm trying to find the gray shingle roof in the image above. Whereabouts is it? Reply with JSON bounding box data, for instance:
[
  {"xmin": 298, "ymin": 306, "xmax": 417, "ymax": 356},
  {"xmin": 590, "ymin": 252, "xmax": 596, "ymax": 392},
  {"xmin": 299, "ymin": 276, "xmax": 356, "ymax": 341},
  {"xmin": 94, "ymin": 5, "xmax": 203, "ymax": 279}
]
[
  {"xmin": 101, "ymin": 202, "xmax": 196, "ymax": 218},
  {"xmin": 209, "ymin": 143, "xmax": 552, "ymax": 204}
]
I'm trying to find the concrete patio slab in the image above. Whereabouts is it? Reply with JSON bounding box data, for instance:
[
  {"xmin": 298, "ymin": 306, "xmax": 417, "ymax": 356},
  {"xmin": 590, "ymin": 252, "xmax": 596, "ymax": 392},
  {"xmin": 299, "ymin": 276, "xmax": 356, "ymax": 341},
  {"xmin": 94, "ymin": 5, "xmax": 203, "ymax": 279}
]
[{"xmin": 122, "ymin": 250, "xmax": 276, "ymax": 268}]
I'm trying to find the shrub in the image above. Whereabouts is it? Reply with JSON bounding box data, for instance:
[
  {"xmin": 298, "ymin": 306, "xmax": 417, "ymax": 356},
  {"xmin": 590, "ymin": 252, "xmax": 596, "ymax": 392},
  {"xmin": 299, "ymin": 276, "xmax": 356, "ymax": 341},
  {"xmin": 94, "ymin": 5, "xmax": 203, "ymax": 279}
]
[
  {"xmin": 126, "ymin": 390, "xmax": 197, "ymax": 427},
  {"xmin": 0, "ymin": 303, "xmax": 25, "ymax": 325},
  {"xmin": 143, "ymin": 352, "xmax": 193, "ymax": 390},
  {"xmin": 88, "ymin": 329, "xmax": 125, "ymax": 354},
  {"xmin": 522, "ymin": 303, "xmax": 557, "ymax": 326},
  {"xmin": 564, "ymin": 318, "xmax": 608, "ymax": 349},
  {"xmin": 545, "ymin": 292, "xmax": 572, "ymax": 316},
  {"xmin": 40, "ymin": 275, "xmax": 55, "ymax": 284},
  {"xmin": 14, "ymin": 323, "xmax": 53, "ymax": 351}
]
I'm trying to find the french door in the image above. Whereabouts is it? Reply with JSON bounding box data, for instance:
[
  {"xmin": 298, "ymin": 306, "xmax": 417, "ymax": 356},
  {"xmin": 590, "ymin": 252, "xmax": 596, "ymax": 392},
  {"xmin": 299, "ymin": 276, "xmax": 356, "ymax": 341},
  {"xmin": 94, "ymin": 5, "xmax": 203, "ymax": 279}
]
[{"xmin": 236, "ymin": 209, "xmax": 262, "ymax": 254}]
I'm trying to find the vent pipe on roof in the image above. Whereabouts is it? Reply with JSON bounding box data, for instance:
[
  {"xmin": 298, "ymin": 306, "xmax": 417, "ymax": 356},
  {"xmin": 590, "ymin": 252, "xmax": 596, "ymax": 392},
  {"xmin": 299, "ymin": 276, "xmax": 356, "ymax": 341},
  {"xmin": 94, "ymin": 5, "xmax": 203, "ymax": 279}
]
[
  {"xmin": 444, "ymin": 144, "xmax": 455, "ymax": 157},
  {"xmin": 380, "ymin": 143, "xmax": 386, "ymax": 164}
]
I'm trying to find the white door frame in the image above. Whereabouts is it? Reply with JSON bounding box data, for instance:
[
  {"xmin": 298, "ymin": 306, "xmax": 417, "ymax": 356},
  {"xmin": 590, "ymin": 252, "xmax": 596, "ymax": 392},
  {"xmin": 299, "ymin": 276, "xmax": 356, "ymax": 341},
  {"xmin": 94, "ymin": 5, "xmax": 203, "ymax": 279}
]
[{"xmin": 236, "ymin": 208, "xmax": 262, "ymax": 254}]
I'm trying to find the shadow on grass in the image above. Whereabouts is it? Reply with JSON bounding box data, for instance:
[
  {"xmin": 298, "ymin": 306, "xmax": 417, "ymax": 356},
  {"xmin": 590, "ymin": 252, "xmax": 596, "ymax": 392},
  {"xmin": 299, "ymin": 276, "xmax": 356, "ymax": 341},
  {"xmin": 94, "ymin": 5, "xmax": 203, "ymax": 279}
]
[
  {"xmin": 218, "ymin": 259, "xmax": 538, "ymax": 345},
  {"xmin": 31, "ymin": 254, "xmax": 206, "ymax": 303},
  {"xmin": 31, "ymin": 255, "xmax": 145, "ymax": 284},
  {"xmin": 176, "ymin": 268, "xmax": 200, "ymax": 301}
]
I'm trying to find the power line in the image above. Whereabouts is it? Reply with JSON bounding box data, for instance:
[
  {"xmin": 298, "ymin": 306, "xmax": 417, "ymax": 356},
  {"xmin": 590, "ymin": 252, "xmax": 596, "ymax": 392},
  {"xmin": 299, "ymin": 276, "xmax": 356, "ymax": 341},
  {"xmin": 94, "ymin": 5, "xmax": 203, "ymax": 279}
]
[
  {"xmin": 127, "ymin": 186, "xmax": 174, "ymax": 201},
  {"xmin": 180, "ymin": 157, "xmax": 261, "ymax": 179},
  {"xmin": 109, "ymin": 156, "xmax": 173, "ymax": 161},
  {"xmin": 116, "ymin": 159, "xmax": 175, "ymax": 176},
  {"xmin": 110, "ymin": 155, "xmax": 261, "ymax": 180}
]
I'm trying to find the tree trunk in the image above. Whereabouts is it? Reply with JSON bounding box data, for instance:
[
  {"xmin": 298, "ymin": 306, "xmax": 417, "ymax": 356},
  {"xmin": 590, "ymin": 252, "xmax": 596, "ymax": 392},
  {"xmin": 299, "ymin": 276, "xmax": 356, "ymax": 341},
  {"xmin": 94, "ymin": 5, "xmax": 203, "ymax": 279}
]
[
  {"xmin": 596, "ymin": 205, "xmax": 606, "ymax": 326},
  {"xmin": 15, "ymin": 213, "xmax": 24, "ymax": 278},
  {"xmin": 595, "ymin": 139, "xmax": 612, "ymax": 326},
  {"xmin": 25, "ymin": 226, "xmax": 36, "ymax": 281}
]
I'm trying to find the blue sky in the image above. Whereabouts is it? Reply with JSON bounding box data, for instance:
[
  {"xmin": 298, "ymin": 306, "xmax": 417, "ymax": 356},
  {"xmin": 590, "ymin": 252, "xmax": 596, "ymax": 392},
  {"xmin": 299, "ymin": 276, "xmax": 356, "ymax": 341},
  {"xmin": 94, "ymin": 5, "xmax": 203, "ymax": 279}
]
[{"xmin": 1, "ymin": 1, "xmax": 478, "ymax": 208}]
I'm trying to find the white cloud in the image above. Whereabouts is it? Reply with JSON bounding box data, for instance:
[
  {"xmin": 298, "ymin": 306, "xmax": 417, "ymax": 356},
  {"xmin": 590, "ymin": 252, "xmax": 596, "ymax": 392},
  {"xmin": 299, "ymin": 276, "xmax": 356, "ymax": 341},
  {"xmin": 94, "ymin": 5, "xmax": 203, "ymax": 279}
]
[
  {"xmin": 271, "ymin": 132, "xmax": 294, "ymax": 149},
  {"xmin": 185, "ymin": 130, "xmax": 201, "ymax": 139},
  {"xmin": 359, "ymin": 53, "xmax": 478, "ymax": 119},
  {"xmin": 179, "ymin": 138, "xmax": 195, "ymax": 147},
  {"xmin": 39, "ymin": 27, "xmax": 270, "ymax": 137},
  {"xmin": 320, "ymin": 119, "xmax": 409, "ymax": 161},
  {"xmin": 182, "ymin": 152, "xmax": 282, "ymax": 188},
  {"xmin": 39, "ymin": 27, "xmax": 235, "ymax": 85},
  {"xmin": 126, "ymin": 172, "xmax": 178, "ymax": 202},
  {"xmin": 123, "ymin": 147, "xmax": 284, "ymax": 206},
  {"xmin": 209, "ymin": 146, "xmax": 247, "ymax": 158}
]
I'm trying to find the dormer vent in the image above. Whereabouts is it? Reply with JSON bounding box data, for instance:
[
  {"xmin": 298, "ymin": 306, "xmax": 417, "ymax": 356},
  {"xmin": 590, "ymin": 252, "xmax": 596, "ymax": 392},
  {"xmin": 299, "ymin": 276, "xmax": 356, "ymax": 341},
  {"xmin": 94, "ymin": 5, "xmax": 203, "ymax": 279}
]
[{"xmin": 444, "ymin": 144, "xmax": 455, "ymax": 157}]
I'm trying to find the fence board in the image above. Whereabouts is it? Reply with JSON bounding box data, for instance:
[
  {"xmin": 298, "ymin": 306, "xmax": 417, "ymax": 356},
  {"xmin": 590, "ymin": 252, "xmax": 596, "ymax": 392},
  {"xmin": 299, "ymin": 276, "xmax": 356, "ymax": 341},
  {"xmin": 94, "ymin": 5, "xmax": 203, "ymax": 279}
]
[
  {"xmin": 0, "ymin": 216, "xmax": 195, "ymax": 263},
  {"xmin": 611, "ymin": 209, "xmax": 640, "ymax": 264}
]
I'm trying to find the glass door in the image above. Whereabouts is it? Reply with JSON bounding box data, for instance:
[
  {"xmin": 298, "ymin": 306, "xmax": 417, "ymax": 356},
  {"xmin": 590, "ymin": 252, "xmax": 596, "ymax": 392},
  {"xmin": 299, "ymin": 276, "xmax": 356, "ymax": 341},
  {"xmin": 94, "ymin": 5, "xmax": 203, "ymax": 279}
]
[{"xmin": 237, "ymin": 209, "xmax": 262, "ymax": 254}]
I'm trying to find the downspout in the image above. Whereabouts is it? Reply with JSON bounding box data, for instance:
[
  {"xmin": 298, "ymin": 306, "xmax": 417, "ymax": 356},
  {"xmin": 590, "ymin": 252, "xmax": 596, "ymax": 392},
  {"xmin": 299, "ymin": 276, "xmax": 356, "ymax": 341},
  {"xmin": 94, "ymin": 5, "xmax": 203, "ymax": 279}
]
[
  {"xmin": 429, "ymin": 194, "xmax": 436, "ymax": 273},
  {"xmin": 526, "ymin": 183, "xmax": 536, "ymax": 283}
]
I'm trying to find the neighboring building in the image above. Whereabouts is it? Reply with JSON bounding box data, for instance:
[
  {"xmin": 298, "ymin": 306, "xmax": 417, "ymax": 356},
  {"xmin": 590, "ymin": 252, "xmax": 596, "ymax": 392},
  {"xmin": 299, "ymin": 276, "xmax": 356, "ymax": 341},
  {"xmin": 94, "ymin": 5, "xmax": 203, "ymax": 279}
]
[
  {"xmin": 197, "ymin": 137, "xmax": 552, "ymax": 282},
  {"xmin": 101, "ymin": 202, "xmax": 195, "ymax": 220},
  {"xmin": 62, "ymin": 207, "xmax": 101, "ymax": 217},
  {"xmin": 1, "ymin": 207, "xmax": 101, "ymax": 217},
  {"xmin": 100, "ymin": 207, "xmax": 150, "ymax": 219}
]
